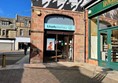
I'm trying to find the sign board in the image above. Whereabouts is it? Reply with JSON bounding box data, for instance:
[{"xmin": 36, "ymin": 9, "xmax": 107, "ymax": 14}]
[
  {"xmin": 45, "ymin": 23, "xmax": 75, "ymax": 31},
  {"xmin": 88, "ymin": 0, "xmax": 118, "ymax": 17},
  {"xmin": 46, "ymin": 38, "xmax": 55, "ymax": 51}
]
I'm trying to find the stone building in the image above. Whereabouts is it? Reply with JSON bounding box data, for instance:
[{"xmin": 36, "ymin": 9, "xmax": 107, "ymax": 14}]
[
  {"xmin": 0, "ymin": 15, "xmax": 31, "ymax": 51},
  {"xmin": 15, "ymin": 15, "xmax": 31, "ymax": 50},
  {"xmin": 31, "ymin": 0, "xmax": 85, "ymax": 63},
  {"xmin": 0, "ymin": 17, "xmax": 16, "ymax": 51}
]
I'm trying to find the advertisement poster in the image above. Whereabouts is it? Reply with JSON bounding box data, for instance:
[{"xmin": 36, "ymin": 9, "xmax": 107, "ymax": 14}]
[{"xmin": 46, "ymin": 38, "xmax": 55, "ymax": 51}]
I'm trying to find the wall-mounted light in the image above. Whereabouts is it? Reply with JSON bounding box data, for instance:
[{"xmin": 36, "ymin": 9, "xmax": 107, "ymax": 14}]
[
  {"xmin": 113, "ymin": 22, "xmax": 117, "ymax": 26},
  {"xmin": 34, "ymin": 9, "xmax": 41, "ymax": 16},
  {"xmin": 88, "ymin": 10, "xmax": 92, "ymax": 14}
]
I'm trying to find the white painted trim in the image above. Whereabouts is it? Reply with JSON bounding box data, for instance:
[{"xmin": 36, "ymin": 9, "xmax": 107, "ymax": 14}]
[
  {"xmin": 0, "ymin": 40, "xmax": 14, "ymax": 43},
  {"xmin": 15, "ymin": 37, "xmax": 30, "ymax": 42},
  {"xmin": 80, "ymin": 0, "xmax": 92, "ymax": 7},
  {"xmin": 85, "ymin": 0, "xmax": 101, "ymax": 9}
]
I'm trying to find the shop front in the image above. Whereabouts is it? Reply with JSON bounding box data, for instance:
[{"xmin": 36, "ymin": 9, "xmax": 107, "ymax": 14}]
[
  {"xmin": 43, "ymin": 15, "xmax": 74, "ymax": 62},
  {"xmin": 86, "ymin": 0, "xmax": 118, "ymax": 70},
  {"xmin": 31, "ymin": 5, "xmax": 85, "ymax": 63},
  {"xmin": 98, "ymin": 26, "xmax": 118, "ymax": 69}
]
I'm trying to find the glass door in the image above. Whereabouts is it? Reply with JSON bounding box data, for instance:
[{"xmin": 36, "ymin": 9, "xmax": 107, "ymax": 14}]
[
  {"xmin": 99, "ymin": 28, "xmax": 118, "ymax": 70},
  {"xmin": 57, "ymin": 35, "xmax": 73, "ymax": 61},
  {"xmin": 110, "ymin": 29, "xmax": 118, "ymax": 70},
  {"xmin": 99, "ymin": 30, "xmax": 111, "ymax": 67},
  {"xmin": 44, "ymin": 32, "xmax": 74, "ymax": 62}
]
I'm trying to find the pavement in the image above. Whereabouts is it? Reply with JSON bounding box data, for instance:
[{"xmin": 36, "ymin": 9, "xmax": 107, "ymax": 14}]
[
  {"xmin": 0, "ymin": 53, "xmax": 118, "ymax": 83},
  {"xmin": 0, "ymin": 50, "xmax": 26, "ymax": 66}
]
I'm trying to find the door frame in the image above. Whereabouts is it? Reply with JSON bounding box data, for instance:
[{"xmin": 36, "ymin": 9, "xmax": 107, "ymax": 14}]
[
  {"xmin": 44, "ymin": 30, "xmax": 74, "ymax": 62},
  {"xmin": 98, "ymin": 30, "xmax": 111, "ymax": 67},
  {"xmin": 98, "ymin": 26, "xmax": 118, "ymax": 70}
]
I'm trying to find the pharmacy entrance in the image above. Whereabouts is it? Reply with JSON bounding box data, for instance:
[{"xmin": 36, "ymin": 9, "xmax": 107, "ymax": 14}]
[{"xmin": 43, "ymin": 14, "xmax": 75, "ymax": 62}]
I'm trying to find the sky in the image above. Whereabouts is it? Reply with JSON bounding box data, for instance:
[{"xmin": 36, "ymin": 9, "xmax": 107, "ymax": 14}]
[{"xmin": 0, "ymin": 0, "xmax": 31, "ymax": 18}]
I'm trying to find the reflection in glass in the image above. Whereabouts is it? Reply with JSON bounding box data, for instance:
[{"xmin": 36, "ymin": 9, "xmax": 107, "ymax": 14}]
[
  {"xmin": 111, "ymin": 30, "xmax": 118, "ymax": 62},
  {"xmin": 100, "ymin": 32, "xmax": 108, "ymax": 61},
  {"xmin": 99, "ymin": 7, "xmax": 118, "ymax": 29}
]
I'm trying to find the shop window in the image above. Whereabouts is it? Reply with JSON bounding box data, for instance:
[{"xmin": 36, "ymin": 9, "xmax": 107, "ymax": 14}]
[
  {"xmin": 18, "ymin": 43, "xmax": 24, "ymax": 50},
  {"xmin": 89, "ymin": 17, "xmax": 98, "ymax": 59},
  {"xmin": 111, "ymin": 30, "xmax": 118, "ymax": 62},
  {"xmin": 45, "ymin": 14, "xmax": 74, "ymax": 25},
  {"xmin": 20, "ymin": 29, "xmax": 23, "ymax": 36},
  {"xmin": 44, "ymin": 14, "xmax": 75, "ymax": 31},
  {"xmin": 29, "ymin": 30, "xmax": 31, "ymax": 35},
  {"xmin": 2, "ymin": 21, "xmax": 9, "ymax": 26},
  {"xmin": 6, "ymin": 30, "xmax": 9, "ymax": 37},
  {"xmin": 2, "ymin": 30, "xmax": 6, "ymax": 36},
  {"xmin": 24, "ymin": 19, "xmax": 29, "ymax": 27}
]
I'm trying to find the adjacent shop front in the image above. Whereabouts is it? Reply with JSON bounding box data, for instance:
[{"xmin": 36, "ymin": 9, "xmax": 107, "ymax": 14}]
[{"xmin": 87, "ymin": 0, "xmax": 118, "ymax": 70}]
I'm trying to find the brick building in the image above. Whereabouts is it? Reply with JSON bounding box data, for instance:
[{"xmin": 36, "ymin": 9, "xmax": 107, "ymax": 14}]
[{"xmin": 31, "ymin": 0, "xmax": 86, "ymax": 63}]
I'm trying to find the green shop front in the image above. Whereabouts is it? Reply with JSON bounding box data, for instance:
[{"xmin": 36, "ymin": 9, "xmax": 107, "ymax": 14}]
[{"xmin": 88, "ymin": 0, "xmax": 118, "ymax": 70}]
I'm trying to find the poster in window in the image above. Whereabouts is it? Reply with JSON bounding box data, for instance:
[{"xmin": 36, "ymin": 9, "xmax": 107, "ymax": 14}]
[{"xmin": 46, "ymin": 38, "xmax": 55, "ymax": 51}]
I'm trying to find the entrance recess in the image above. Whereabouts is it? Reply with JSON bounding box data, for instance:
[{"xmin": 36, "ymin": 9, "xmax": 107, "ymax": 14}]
[
  {"xmin": 44, "ymin": 31, "xmax": 73, "ymax": 62},
  {"xmin": 44, "ymin": 14, "xmax": 75, "ymax": 62},
  {"xmin": 99, "ymin": 27, "xmax": 118, "ymax": 70}
]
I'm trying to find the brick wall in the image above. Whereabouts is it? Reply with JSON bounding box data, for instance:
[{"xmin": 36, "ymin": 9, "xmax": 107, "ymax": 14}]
[
  {"xmin": 85, "ymin": 10, "xmax": 98, "ymax": 66},
  {"xmin": 31, "ymin": 6, "xmax": 85, "ymax": 63}
]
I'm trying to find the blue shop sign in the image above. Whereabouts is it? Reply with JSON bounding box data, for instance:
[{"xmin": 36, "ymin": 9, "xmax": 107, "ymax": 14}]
[{"xmin": 45, "ymin": 23, "xmax": 75, "ymax": 31}]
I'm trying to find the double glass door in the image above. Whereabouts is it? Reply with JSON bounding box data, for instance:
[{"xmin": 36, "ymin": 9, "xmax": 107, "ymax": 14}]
[
  {"xmin": 57, "ymin": 35, "xmax": 73, "ymax": 61},
  {"xmin": 99, "ymin": 28, "xmax": 118, "ymax": 69},
  {"xmin": 44, "ymin": 33, "xmax": 73, "ymax": 62}
]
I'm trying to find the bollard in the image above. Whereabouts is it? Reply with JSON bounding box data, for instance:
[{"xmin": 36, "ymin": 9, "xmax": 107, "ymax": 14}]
[{"xmin": 2, "ymin": 54, "xmax": 6, "ymax": 67}]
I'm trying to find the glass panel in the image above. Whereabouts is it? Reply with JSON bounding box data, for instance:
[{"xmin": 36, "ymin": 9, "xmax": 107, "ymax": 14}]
[
  {"xmin": 99, "ymin": 7, "xmax": 118, "ymax": 29},
  {"xmin": 57, "ymin": 35, "xmax": 73, "ymax": 61},
  {"xmin": 44, "ymin": 34, "xmax": 56, "ymax": 62},
  {"xmin": 20, "ymin": 29, "xmax": 23, "ymax": 36},
  {"xmin": 90, "ymin": 17, "xmax": 98, "ymax": 59},
  {"xmin": 45, "ymin": 15, "xmax": 74, "ymax": 25},
  {"xmin": 2, "ymin": 30, "xmax": 5, "ymax": 36},
  {"xmin": 68, "ymin": 35, "xmax": 73, "ymax": 61},
  {"xmin": 44, "ymin": 33, "xmax": 73, "ymax": 62},
  {"xmin": 100, "ymin": 32, "xmax": 108, "ymax": 61},
  {"xmin": 111, "ymin": 30, "xmax": 118, "ymax": 62}
]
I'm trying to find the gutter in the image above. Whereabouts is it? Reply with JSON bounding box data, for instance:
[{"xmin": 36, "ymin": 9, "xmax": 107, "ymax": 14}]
[{"xmin": 84, "ymin": 8, "xmax": 86, "ymax": 63}]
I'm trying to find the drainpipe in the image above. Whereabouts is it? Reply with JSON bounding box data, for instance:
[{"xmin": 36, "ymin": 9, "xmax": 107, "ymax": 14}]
[
  {"xmin": 83, "ymin": 7, "xmax": 87, "ymax": 63},
  {"xmin": 81, "ymin": 0, "xmax": 102, "ymax": 63}
]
